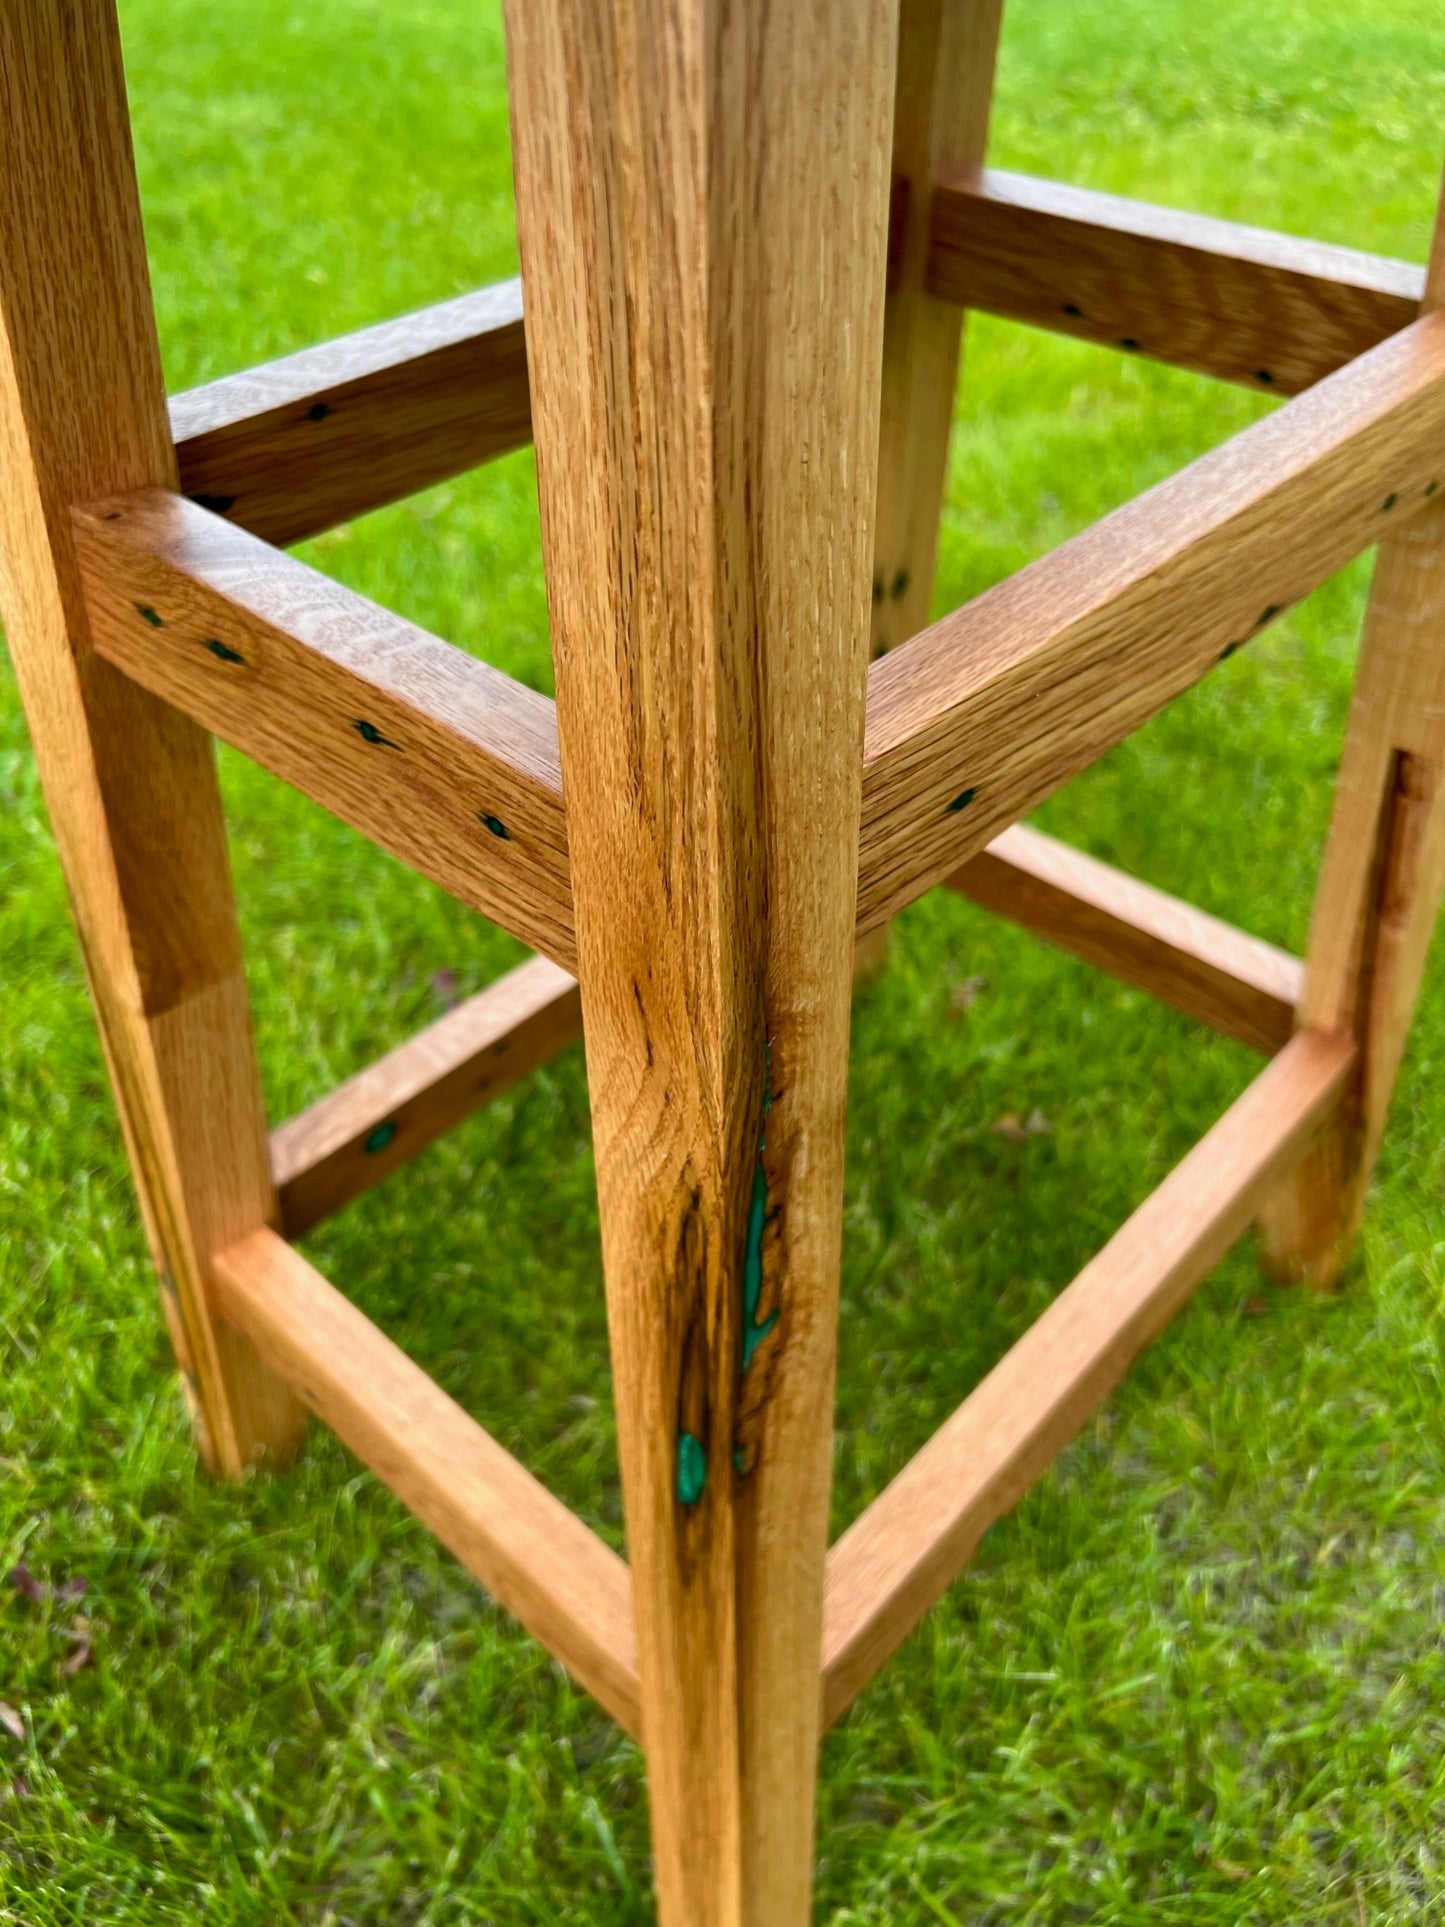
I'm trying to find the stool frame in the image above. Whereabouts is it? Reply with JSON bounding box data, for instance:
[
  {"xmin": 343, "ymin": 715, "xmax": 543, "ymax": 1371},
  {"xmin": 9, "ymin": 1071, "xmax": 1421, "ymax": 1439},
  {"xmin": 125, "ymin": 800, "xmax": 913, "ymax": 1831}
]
[{"xmin": 3, "ymin": 3, "xmax": 1444, "ymax": 1921}]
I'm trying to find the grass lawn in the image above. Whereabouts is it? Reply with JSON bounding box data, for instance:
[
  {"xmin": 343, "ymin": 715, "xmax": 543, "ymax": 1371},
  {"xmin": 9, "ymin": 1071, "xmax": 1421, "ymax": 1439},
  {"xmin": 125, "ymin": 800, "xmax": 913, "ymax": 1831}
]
[{"xmin": 4, "ymin": 0, "xmax": 1445, "ymax": 1920}]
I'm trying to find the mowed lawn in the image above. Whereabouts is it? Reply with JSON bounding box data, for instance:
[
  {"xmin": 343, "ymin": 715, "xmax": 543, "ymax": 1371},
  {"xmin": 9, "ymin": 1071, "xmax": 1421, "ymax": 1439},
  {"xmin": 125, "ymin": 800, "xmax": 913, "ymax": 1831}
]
[{"xmin": 4, "ymin": 2, "xmax": 1445, "ymax": 1921}]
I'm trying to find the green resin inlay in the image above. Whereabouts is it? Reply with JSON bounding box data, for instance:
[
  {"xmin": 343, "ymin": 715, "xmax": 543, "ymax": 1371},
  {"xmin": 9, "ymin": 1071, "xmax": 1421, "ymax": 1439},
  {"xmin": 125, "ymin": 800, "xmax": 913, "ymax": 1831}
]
[
  {"xmin": 353, "ymin": 719, "xmax": 402, "ymax": 749},
  {"xmin": 364, "ymin": 1120, "xmax": 398, "ymax": 1154},
  {"xmin": 741, "ymin": 1048, "xmax": 778, "ymax": 1374},
  {"xmin": 676, "ymin": 1431, "xmax": 707, "ymax": 1506},
  {"xmin": 480, "ymin": 814, "xmax": 510, "ymax": 840},
  {"xmin": 947, "ymin": 786, "xmax": 977, "ymax": 814},
  {"xmin": 205, "ymin": 638, "xmax": 245, "ymax": 664}
]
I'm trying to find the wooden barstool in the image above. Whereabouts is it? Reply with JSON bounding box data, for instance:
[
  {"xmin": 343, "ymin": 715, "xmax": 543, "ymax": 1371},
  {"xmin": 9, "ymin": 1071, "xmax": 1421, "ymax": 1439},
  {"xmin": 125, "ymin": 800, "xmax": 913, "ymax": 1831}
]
[{"xmin": 3, "ymin": 3, "xmax": 1443, "ymax": 1919}]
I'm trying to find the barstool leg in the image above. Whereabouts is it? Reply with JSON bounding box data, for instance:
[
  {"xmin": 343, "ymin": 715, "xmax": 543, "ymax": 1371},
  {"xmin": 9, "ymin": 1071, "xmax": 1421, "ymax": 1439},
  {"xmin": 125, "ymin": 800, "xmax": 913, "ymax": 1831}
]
[
  {"xmin": 503, "ymin": 3, "xmax": 898, "ymax": 1918},
  {"xmin": 1260, "ymin": 166, "xmax": 1445, "ymax": 1288},
  {"xmin": 0, "ymin": 1, "xmax": 305, "ymax": 1474},
  {"xmin": 855, "ymin": 0, "xmax": 1004, "ymax": 983},
  {"xmin": 872, "ymin": 0, "xmax": 1006, "ymax": 662}
]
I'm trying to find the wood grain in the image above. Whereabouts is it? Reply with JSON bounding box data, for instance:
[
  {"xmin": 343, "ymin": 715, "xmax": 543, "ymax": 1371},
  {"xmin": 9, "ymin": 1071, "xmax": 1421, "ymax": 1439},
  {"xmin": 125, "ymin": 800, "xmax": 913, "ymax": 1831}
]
[
  {"xmin": 950, "ymin": 824, "xmax": 1302, "ymax": 1053},
  {"xmin": 1260, "ymin": 171, "xmax": 1445, "ymax": 1286},
  {"xmin": 270, "ymin": 935, "xmax": 898, "ymax": 1240},
  {"xmin": 929, "ymin": 168, "xmax": 1425, "ymax": 395},
  {"xmin": 870, "ymin": 0, "xmax": 1004, "ymax": 658},
  {"xmin": 0, "ymin": 0, "xmax": 303, "ymax": 1475},
  {"xmin": 271, "ymin": 954, "xmax": 581, "ymax": 1236},
  {"xmin": 171, "ymin": 282, "xmax": 531, "ymax": 548},
  {"xmin": 161, "ymin": 178, "xmax": 1427, "ymax": 558},
  {"xmin": 859, "ymin": 308, "xmax": 1445, "ymax": 935},
  {"xmin": 214, "ymin": 1227, "xmax": 641, "ymax": 1735},
  {"xmin": 821, "ymin": 1025, "xmax": 1355, "ymax": 1726},
  {"xmin": 74, "ymin": 488, "xmax": 575, "ymax": 969},
  {"xmin": 504, "ymin": 1, "xmax": 896, "ymax": 1918}
]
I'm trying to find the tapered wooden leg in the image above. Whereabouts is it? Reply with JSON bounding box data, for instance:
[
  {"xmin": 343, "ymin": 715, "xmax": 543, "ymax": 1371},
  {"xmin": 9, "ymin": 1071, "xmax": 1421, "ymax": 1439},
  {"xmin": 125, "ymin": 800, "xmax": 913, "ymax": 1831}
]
[
  {"xmin": 1260, "ymin": 168, "xmax": 1445, "ymax": 1288},
  {"xmin": 871, "ymin": 0, "xmax": 1005, "ymax": 660},
  {"xmin": 863, "ymin": 0, "xmax": 1005, "ymax": 976},
  {"xmin": 503, "ymin": 2, "xmax": 897, "ymax": 1919},
  {"xmin": 0, "ymin": 1, "xmax": 305, "ymax": 1473}
]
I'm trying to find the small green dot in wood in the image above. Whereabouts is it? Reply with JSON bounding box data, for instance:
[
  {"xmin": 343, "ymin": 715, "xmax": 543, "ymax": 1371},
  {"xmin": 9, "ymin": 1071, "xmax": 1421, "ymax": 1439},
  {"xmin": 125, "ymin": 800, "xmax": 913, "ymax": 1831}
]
[
  {"xmin": 364, "ymin": 1121, "xmax": 398, "ymax": 1154},
  {"xmin": 480, "ymin": 814, "xmax": 510, "ymax": 840},
  {"xmin": 676, "ymin": 1432, "xmax": 707, "ymax": 1506},
  {"xmin": 947, "ymin": 786, "xmax": 977, "ymax": 813}
]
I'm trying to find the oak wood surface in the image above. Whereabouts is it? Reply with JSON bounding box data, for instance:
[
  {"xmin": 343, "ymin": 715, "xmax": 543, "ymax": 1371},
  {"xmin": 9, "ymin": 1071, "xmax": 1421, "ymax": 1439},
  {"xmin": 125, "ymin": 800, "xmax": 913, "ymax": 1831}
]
[
  {"xmin": 270, "ymin": 935, "xmax": 897, "ymax": 1239},
  {"xmin": 859, "ymin": 308, "xmax": 1445, "ymax": 935},
  {"xmin": 821, "ymin": 1025, "xmax": 1355, "ymax": 1726},
  {"xmin": 271, "ymin": 954, "xmax": 581, "ymax": 1236},
  {"xmin": 1260, "ymin": 171, "xmax": 1445, "ymax": 1285},
  {"xmin": 870, "ymin": 0, "xmax": 1004, "ymax": 658},
  {"xmin": 160, "ymin": 185, "xmax": 1425, "ymax": 559},
  {"xmin": 171, "ymin": 282, "xmax": 530, "ymax": 548},
  {"xmin": 929, "ymin": 168, "xmax": 1424, "ymax": 395},
  {"xmin": 74, "ymin": 489, "xmax": 575, "ymax": 969},
  {"xmin": 949, "ymin": 824, "xmax": 1302, "ymax": 1054},
  {"xmin": 214, "ymin": 1227, "xmax": 641, "ymax": 1736},
  {"xmin": 0, "ymin": 0, "xmax": 303, "ymax": 1474},
  {"xmin": 504, "ymin": 1, "xmax": 897, "ymax": 1918}
]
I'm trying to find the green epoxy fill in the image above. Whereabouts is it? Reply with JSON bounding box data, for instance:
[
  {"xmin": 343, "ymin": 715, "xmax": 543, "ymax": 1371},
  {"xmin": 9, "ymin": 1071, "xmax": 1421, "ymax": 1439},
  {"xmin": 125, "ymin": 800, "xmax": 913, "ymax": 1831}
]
[
  {"xmin": 947, "ymin": 786, "xmax": 977, "ymax": 814},
  {"xmin": 676, "ymin": 1431, "xmax": 707, "ymax": 1505},
  {"xmin": 741, "ymin": 1050, "xmax": 778, "ymax": 1373},
  {"xmin": 205, "ymin": 638, "xmax": 245, "ymax": 664},
  {"xmin": 365, "ymin": 1121, "xmax": 398, "ymax": 1154}
]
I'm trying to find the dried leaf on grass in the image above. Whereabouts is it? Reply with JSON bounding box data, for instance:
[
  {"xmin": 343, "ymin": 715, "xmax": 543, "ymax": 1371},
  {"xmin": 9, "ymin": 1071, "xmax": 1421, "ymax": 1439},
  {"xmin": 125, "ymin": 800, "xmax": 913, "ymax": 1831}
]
[
  {"xmin": 947, "ymin": 974, "xmax": 987, "ymax": 1018},
  {"xmin": 991, "ymin": 1108, "xmax": 1053, "ymax": 1143},
  {"xmin": 5, "ymin": 1565, "xmax": 44, "ymax": 1602},
  {"xmin": 6, "ymin": 1566, "xmax": 87, "ymax": 1605}
]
